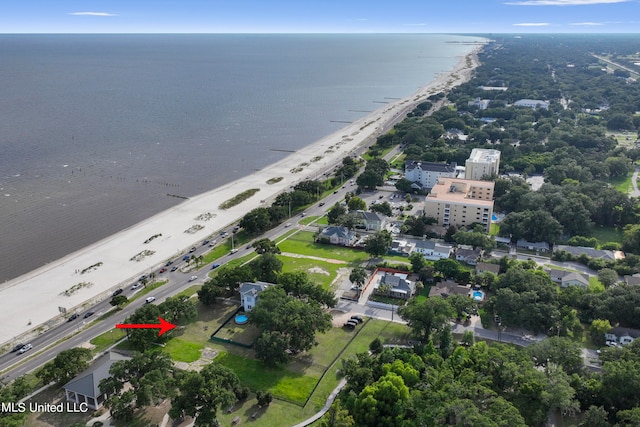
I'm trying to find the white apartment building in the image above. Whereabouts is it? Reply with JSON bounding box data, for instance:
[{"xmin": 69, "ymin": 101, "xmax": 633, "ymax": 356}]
[
  {"xmin": 404, "ymin": 161, "xmax": 457, "ymax": 189},
  {"xmin": 464, "ymin": 148, "xmax": 501, "ymax": 180}
]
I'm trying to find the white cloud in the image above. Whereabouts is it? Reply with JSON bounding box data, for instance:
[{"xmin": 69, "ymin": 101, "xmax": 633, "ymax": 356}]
[
  {"xmin": 570, "ymin": 21, "xmax": 605, "ymax": 25},
  {"xmin": 68, "ymin": 12, "xmax": 117, "ymax": 17},
  {"xmin": 505, "ymin": 0, "xmax": 630, "ymax": 5},
  {"xmin": 513, "ymin": 22, "xmax": 552, "ymax": 26}
]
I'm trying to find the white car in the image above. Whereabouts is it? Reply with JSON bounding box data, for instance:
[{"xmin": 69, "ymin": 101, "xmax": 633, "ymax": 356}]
[
  {"xmin": 145, "ymin": 297, "xmax": 156, "ymax": 304},
  {"xmin": 284, "ymin": 223, "xmax": 292, "ymax": 228},
  {"xmin": 18, "ymin": 344, "xmax": 33, "ymax": 354},
  {"xmin": 131, "ymin": 283, "xmax": 141, "ymax": 290},
  {"xmin": 189, "ymin": 275, "xmax": 198, "ymax": 282}
]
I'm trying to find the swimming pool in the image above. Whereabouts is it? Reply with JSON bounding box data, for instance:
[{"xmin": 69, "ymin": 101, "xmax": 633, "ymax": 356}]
[
  {"xmin": 472, "ymin": 291, "xmax": 485, "ymax": 301},
  {"xmin": 235, "ymin": 313, "xmax": 248, "ymax": 324},
  {"xmin": 491, "ymin": 214, "xmax": 498, "ymax": 222}
]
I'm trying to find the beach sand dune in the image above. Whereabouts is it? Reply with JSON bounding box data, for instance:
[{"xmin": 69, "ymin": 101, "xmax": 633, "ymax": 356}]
[{"xmin": 0, "ymin": 47, "xmax": 483, "ymax": 346}]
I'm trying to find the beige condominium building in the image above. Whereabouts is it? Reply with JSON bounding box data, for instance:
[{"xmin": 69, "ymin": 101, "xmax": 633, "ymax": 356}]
[
  {"xmin": 424, "ymin": 178, "xmax": 494, "ymax": 231},
  {"xmin": 465, "ymin": 148, "xmax": 500, "ymax": 180}
]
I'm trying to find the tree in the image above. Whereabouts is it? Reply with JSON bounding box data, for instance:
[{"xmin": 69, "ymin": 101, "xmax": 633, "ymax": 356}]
[
  {"xmin": 256, "ymin": 390, "xmax": 273, "ymax": 407},
  {"xmin": 353, "ymin": 372, "xmax": 409, "ymax": 427},
  {"xmin": 395, "ymin": 178, "xmax": 414, "ymax": 194},
  {"xmin": 357, "ymin": 169, "xmax": 384, "ymax": 190},
  {"xmin": 397, "ymin": 297, "xmax": 455, "ymax": 341},
  {"xmin": 319, "ymin": 401, "xmax": 355, "ymax": 427},
  {"xmin": 453, "ymin": 230, "xmax": 496, "ymax": 251},
  {"xmin": 364, "ymin": 230, "xmax": 392, "ymax": 258},
  {"xmin": 434, "ymin": 258, "xmax": 461, "ymax": 279},
  {"xmin": 327, "ymin": 203, "xmax": 347, "ymax": 224},
  {"xmin": 579, "ymin": 406, "xmax": 609, "ymax": 427},
  {"xmin": 370, "ymin": 201, "xmax": 393, "ymax": 217},
  {"xmin": 347, "ymin": 196, "xmax": 367, "ymax": 212},
  {"xmin": 239, "ymin": 207, "xmax": 272, "ymax": 234},
  {"xmin": 252, "ymin": 238, "xmax": 281, "ymax": 255},
  {"xmin": 446, "ymin": 294, "xmax": 476, "ymax": 321},
  {"xmin": 409, "ymin": 252, "xmax": 427, "ymax": 273},
  {"xmin": 170, "ymin": 363, "xmax": 242, "ymax": 426},
  {"xmin": 249, "ymin": 287, "xmax": 332, "ymax": 365},
  {"xmin": 349, "ymin": 267, "xmax": 368, "ymax": 290},
  {"xmin": 159, "ymin": 295, "xmax": 197, "ymax": 324},
  {"xmin": 369, "ymin": 338, "xmax": 384, "ymax": 355},
  {"xmin": 110, "ymin": 295, "xmax": 128, "ymax": 307},
  {"xmin": 622, "ymin": 224, "xmax": 640, "ymax": 254},
  {"xmin": 278, "ymin": 271, "xmax": 336, "ymax": 307},
  {"xmin": 37, "ymin": 348, "xmax": 92, "ymax": 384},
  {"xmin": 249, "ymin": 253, "xmax": 283, "ymax": 283},
  {"xmin": 525, "ymin": 337, "xmax": 583, "ymax": 375},
  {"xmin": 590, "ymin": 319, "xmax": 612, "ymax": 346},
  {"xmin": 198, "ymin": 281, "xmax": 225, "ymax": 305},
  {"xmin": 597, "ymin": 268, "xmax": 619, "ymax": 288},
  {"xmin": 124, "ymin": 304, "xmax": 165, "ymax": 351}
]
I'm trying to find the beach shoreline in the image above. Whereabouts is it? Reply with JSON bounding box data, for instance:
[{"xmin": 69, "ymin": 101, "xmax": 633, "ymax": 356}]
[{"xmin": 0, "ymin": 43, "xmax": 484, "ymax": 347}]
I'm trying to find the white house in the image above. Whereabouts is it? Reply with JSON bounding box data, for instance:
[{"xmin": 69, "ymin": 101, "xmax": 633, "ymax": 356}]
[
  {"xmin": 318, "ymin": 226, "xmax": 356, "ymax": 246},
  {"xmin": 355, "ymin": 210, "xmax": 386, "ymax": 231},
  {"xmin": 514, "ymin": 99, "xmax": 549, "ymax": 110},
  {"xmin": 605, "ymin": 327, "xmax": 640, "ymax": 346},
  {"xmin": 516, "ymin": 239, "xmax": 550, "ymax": 253},
  {"xmin": 413, "ymin": 240, "xmax": 453, "ymax": 261},
  {"xmin": 404, "ymin": 160, "xmax": 457, "ymax": 189},
  {"xmin": 64, "ymin": 351, "xmax": 131, "ymax": 410},
  {"xmin": 375, "ymin": 272, "xmax": 415, "ymax": 300},
  {"xmin": 455, "ymin": 247, "xmax": 483, "ymax": 265},
  {"xmin": 239, "ymin": 281, "xmax": 272, "ymax": 312}
]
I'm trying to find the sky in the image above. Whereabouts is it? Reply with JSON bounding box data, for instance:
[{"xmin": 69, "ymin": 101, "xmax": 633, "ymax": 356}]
[{"xmin": 1, "ymin": 0, "xmax": 639, "ymax": 33}]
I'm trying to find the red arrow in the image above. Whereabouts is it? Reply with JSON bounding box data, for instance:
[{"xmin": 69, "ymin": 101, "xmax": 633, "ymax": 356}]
[{"xmin": 116, "ymin": 316, "xmax": 176, "ymax": 336}]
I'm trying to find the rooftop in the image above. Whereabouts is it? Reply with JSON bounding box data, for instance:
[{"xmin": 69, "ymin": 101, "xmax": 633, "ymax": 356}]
[
  {"xmin": 467, "ymin": 148, "xmax": 501, "ymax": 164},
  {"xmin": 426, "ymin": 178, "xmax": 494, "ymax": 206}
]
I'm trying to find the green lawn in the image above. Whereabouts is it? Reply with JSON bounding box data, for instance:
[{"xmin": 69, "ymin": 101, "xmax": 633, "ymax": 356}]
[
  {"xmin": 164, "ymin": 338, "xmax": 205, "ymax": 363},
  {"xmin": 89, "ymin": 328, "xmax": 128, "ymax": 354},
  {"xmin": 279, "ymin": 255, "xmax": 343, "ymax": 289},
  {"xmin": 607, "ymin": 173, "xmax": 633, "ymax": 194},
  {"xmin": 299, "ymin": 215, "xmax": 328, "ymax": 226},
  {"xmin": 278, "ymin": 231, "xmax": 367, "ymax": 264},
  {"xmin": 591, "ymin": 226, "xmax": 623, "ymax": 244}
]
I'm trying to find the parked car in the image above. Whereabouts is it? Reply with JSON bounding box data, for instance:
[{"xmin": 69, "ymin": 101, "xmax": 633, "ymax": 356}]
[
  {"xmin": 170, "ymin": 266, "xmax": 179, "ymax": 272},
  {"xmin": 145, "ymin": 297, "xmax": 156, "ymax": 304},
  {"xmin": 18, "ymin": 344, "xmax": 32, "ymax": 354},
  {"xmin": 83, "ymin": 311, "xmax": 95, "ymax": 319},
  {"xmin": 343, "ymin": 322, "xmax": 356, "ymax": 329},
  {"xmin": 345, "ymin": 319, "xmax": 359, "ymax": 327},
  {"xmin": 112, "ymin": 288, "xmax": 123, "ymax": 296},
  {"xmin": 350, "ymin": 315, "xmax": 364, "ymax": 324},
  {"xmin": 11, "ymin": 343, "xmax": 25, "ymax": 353},
  {"xmin": 67, "ymin": 313, "xmax": 79, "ymax": 322},
  {"xmin": 189, "ymin": 275, "xmax": 198, "ymax": 282}
]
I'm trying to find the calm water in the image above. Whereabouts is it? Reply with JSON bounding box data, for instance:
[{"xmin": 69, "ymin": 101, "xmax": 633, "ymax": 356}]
[{"xmin": 0, "ymin": 34, "xmax": 480, "ymax": 282}]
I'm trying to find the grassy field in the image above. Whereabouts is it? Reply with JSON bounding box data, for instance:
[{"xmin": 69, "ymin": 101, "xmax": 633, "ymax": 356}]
[
  {"xmin": 607, "ymin": 173, "xmax": 633, "ymax": 194},
  {"xmin": 299, "ymin": 215, "xmax": 329, "ymax": 226},
  {"xmin": 278, "ymin": 231, "xmax": 367, "ymax": 264},
  {"xmin": 279, "ymin": 255, "xmax": 344, "ymax": 289},
  {"xmin": 591, "ymin": 226, "xmax": 623, "ymax": 244}
]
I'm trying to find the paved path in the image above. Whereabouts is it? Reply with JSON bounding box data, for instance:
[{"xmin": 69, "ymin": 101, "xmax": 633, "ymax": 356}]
[
  {"xmin": 292, "ymin": 378, "xmax": 348, "ymax": 427},
  {"xmin": 631, "ymin": 166, "xmax": 640, "ymax": 197}
]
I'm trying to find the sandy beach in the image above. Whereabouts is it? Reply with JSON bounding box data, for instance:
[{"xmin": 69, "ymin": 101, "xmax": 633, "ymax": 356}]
[{"xmin": 0, "ymin": 45, "xmax": 483, "ymax": 347}]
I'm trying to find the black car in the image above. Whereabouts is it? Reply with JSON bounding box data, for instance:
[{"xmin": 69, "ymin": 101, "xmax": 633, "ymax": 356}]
[
  {"xmin": 165, "ymin": 260, "xmax": 174, "ymax": 266},
  {"xmin": 350, "ymin": 315, "xmax": 364, "ymax": 324},
  {"xmin": 343, "ymin": 321, "xmax": 356, "ymax": 329},
  {"xmin": 170, "ymin": 266, "xmax": 179, "ymax": 272},
  {"xmin": 84, "ymin": 311, "xmax": 95, "ymax": 319},
  {"xmin": 10, "ymin": 343, "xmax": 25, "ymax": 353},
  {"xmin": 67, "ymin": 313, "xmax": 79, "ymax": 322},
  {"xmin": 112, "ymin": 288, "xmax": 124, "ymax": 297}
]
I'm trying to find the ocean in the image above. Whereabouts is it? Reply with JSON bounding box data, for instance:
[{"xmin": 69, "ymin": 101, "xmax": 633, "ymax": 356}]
[{"xmin": 0, "ymin": 34, "xmax": 481, "ymax": 282}]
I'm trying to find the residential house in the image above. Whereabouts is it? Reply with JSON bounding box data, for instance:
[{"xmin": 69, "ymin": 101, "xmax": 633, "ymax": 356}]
[
  {"xmin": 389, "ymin": 239, "xmax": 415, "ymax": 257},
  {"xmin": 513, "ymin": 99, "xmax": 549, "ymax": 110},
  {"xmin": 375, "ymin": 272, "xmax": 415, "ymax": 300},
  {"xmin": 455, "ymin": 246, "xmax": 483, "ymax": 265},
  {"xmin": 605, "ymin": 327, "xmax": 640, "ymax": 346},
  {"xmin": 318, "ymin": 226, "xmax": 356, "ymax": 246},
  {"xmin": 624, "ymin": 274, "xmax": 640, "ymax": 286},
  {"xmin": 64, "ymin": 351, "xmax": 131, "ymax": 410},
  {"xmin": 404, "ymin": 160, "xmax": 457, "ymax": 189},
  {"xmin": 413, "ymin": 240, "xmax": 454, "ymax": 261},
  {"xmin": 239, "ymin": 281, "xmax": 272, "ymax": 312},
  {"xmin": 545, "ymin": 268, "xmax": 590, "ymax": 288},
  {"xmin": 468, "ymin": 98, "xmax": 490, "ymax": 110},
  {"xmin": 554, "ymin": 245, "xmax": 624, "ymax": 261},
  {"xmin": 475, "ymin": 262, "xmax": 500, "ymax": 275},
  {"xmin": 516, "ymin": 239, "xmax": 550, "ymax": 253},
  {"xmin": 355, "ymin": 210, "xmax": 385, "ymax": 231},
  {"xmin": 428, "ymin": 280, "xmax": 471, "ymax": 298}
]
